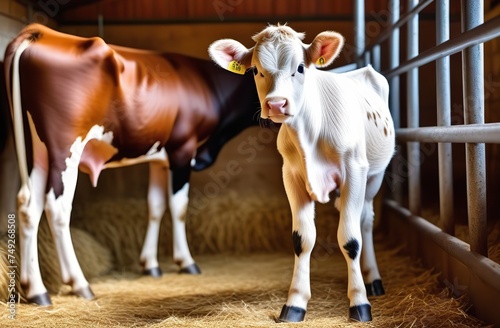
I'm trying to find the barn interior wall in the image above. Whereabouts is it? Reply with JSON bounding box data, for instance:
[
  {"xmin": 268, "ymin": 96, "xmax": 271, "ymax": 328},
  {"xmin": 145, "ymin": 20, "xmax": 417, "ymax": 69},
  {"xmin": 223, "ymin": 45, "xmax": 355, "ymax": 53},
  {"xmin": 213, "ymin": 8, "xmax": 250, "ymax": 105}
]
[
  {"xmin": 0, "ymin": 0, "xmax": 29, "ymax": 61},
  {"xmin": 0, "ymin": 12, "xmax": 498, "ymax": 225}
]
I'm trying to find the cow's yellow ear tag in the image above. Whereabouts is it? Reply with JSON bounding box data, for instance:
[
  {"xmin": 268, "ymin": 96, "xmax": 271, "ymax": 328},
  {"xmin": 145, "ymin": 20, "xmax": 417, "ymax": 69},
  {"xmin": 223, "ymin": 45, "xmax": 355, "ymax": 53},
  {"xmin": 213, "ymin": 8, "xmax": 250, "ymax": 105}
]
[
  {"xmin": 316, "ymin": 56, "xmax": 326, "ymax": 66},
  {"xmin": 228, "ymin": 60, "xmax": 246, "ymax": 75}
]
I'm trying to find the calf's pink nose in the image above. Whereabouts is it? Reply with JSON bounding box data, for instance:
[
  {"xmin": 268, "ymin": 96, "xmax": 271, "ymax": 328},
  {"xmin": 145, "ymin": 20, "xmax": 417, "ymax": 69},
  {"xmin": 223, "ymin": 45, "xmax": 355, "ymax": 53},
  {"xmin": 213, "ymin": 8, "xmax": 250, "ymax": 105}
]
[{"xmin": 267, "ymin": 99, "xmax": 287, "ymax": 114}]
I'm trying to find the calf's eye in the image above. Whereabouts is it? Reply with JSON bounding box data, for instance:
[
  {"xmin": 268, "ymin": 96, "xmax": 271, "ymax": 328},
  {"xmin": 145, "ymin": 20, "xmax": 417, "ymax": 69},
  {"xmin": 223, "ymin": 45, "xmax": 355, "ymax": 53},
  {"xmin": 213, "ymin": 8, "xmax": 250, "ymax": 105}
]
[{"xmin": 297, "ymin": 64, "xmax": 304, "ymax": 74}]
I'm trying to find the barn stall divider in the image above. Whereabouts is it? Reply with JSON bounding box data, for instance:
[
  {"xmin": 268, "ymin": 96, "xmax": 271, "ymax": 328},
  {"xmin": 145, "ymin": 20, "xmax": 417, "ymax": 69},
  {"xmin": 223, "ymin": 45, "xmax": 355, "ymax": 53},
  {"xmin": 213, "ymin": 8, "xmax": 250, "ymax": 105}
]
[{"xmin": 337, "ymin": 0, "xmax": 500, "ymax": 325}]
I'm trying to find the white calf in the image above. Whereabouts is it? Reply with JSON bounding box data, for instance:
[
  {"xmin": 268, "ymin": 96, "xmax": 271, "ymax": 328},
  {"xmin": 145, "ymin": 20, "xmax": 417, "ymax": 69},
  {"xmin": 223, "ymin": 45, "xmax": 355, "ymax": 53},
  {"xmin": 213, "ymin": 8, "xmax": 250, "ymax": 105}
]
[{"xmin": 209, "ymin": 25, "xmax": 395, "ymax": 322}]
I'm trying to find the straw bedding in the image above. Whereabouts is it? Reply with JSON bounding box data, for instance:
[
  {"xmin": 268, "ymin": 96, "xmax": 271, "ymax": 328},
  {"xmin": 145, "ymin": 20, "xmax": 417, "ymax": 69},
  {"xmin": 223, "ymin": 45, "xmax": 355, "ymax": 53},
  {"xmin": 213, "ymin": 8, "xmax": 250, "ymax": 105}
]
[{"xmin": 0, "ymin": 191, "xmax": 490, "ymax": 327}]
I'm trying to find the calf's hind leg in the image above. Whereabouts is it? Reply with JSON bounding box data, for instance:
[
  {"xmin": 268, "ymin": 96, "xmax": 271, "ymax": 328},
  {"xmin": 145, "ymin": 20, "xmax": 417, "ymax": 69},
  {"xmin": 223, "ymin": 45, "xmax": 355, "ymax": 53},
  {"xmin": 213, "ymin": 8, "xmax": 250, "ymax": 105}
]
[{"xmin": 361, "ymin": 172, "xmax": 386, "ymax": 296}]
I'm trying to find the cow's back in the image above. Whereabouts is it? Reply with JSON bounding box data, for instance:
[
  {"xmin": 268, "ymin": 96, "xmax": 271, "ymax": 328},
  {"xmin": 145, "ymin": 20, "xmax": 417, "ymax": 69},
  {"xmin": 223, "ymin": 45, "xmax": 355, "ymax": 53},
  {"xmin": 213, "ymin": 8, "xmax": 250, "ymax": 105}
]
[{"xmin": 6, "ymin": 24, "xmax": 182, "ymax": 160}]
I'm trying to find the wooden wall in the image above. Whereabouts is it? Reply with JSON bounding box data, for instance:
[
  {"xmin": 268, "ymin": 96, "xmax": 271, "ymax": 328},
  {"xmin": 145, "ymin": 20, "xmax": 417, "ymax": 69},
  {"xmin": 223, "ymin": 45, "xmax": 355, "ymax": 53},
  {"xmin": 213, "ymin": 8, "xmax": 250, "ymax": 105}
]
[
  {"xmin": 58, "ymin": 0, "xmax": 440, "ymax": 24},
  {"xmin": 0, "ymin": 0, "xmax": 30, "ymax": 60}
]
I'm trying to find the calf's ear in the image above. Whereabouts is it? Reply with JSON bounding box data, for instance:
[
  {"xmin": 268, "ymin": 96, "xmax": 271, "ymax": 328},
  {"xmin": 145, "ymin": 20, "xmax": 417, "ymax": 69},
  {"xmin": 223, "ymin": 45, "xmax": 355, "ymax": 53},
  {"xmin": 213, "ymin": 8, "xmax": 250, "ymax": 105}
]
[
  {"xmin": 208, "ymin": 39, "xmax": 253, "ymax": 75},
  {"xmin": 306, "ymin": 31, "xmax": 344, "ymax": 68}
]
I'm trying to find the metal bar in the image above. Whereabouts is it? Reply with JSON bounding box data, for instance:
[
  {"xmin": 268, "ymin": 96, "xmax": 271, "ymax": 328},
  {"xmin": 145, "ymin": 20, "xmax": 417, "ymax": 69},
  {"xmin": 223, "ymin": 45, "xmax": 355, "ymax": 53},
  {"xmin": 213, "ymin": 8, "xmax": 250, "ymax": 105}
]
[
  {"xmin": 461, "ymin": 0, "xmax": 487, "ymax": 256},
  {"xmin": 98, "ymin": 14, "xmax": 104, "ymax": 38},
  {"xmin": 436, "ymin": 0, "xmax": 454, "ymax": 236},
  {"xmin": 354, "ymin": 0, "xmax": 365, "ymax": 67},
  {"xmin": 396, "ymin": 123, "xmax": 500, "ymax": 143},
  {"xmin": 364, "ymin": 0, "xmax": 434, "ymax": 53},
  {"xmin": 389, "ymin": 0, "xmax": 402, "ymax": 202},
  {"xmin": 407, "ymin": 0, "xmax": 421, "ymax": 215},
  {"xmin": 384, "ymin": 199, "xmax": 500, "ymax": 297},
  {"xmin": 364, "ymin": 51, "xmax": 370, "ymax": 66},
  {"xmin": 329, "ymin": 63, "xmax": 358, "ymax": 73},
  {"xmin": 384, "ymin": 15, "xmax": 500, "ymax": 79},
  {"xmin": 372, "ymin": 44, "xmax": 381, "ymax": 72}
]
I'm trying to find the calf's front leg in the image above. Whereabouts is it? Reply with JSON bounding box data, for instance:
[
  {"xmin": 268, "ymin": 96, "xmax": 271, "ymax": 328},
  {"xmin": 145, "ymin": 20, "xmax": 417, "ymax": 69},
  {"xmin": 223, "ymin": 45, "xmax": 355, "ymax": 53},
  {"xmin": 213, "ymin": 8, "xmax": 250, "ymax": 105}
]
[
  {"xmin": 279, "ymin": 164, "xmax": 316, "ymax": 322},
  {"xmin": 338, "ymin": 157, "xmax": 372, "ymax": 321}
]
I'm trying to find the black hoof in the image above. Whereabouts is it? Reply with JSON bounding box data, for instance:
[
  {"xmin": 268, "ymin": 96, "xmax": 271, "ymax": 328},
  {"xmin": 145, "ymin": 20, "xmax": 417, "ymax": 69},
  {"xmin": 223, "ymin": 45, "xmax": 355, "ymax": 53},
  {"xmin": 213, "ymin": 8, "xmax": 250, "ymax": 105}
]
[
  {"xmin": 366, "ymin": 279, "xmax": 385, "ymax": 297},
  {"xmin": 279, "ymin": 305, "xmax": 306, "ymax": 322},
  {"xmin": 28, "ymin": 292, "xmax": 52, "ymax": 306},
  {"xmin": 349, "ymin": 304, "xmax": 372, "ymax": 322},
  {"xmin": 179, "ymin": 263, "xmax": 201, "ymax": 274},
  {"xmin": 73, "ymin": 286, "xmax": 95, "ymax": 300},
  {"xmin": 143, "ymin": 267, "xmax": 163, "ymax": 277}
]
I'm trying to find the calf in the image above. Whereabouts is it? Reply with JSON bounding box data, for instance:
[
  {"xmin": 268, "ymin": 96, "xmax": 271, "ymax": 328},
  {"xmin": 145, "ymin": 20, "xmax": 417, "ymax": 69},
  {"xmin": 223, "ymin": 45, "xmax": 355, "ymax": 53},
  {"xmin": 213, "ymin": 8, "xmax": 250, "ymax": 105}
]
[
  {"xmin": 209, "ymin": 25, "xmax": 395, "ymax": 322},
  {"xmin": 4, "ymin": 24, "xmax": 259, "ymax": 305}
]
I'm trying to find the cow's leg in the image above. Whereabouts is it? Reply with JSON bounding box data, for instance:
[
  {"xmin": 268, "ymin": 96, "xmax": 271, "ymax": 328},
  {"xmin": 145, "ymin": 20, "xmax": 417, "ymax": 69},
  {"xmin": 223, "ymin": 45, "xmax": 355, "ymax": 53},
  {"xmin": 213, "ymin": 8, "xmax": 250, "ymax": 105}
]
[
  {"xmin": 18, "ymin": 116, "xmax": 51, "ymax": 305},
  {"xmin": 361, "ymin": 172, "xmax": 385, "ymax": 297},
  {"xmin": 18, "ymin": 166, "xmax": 51, "ymax": 305},
  {"xmin": 170, "ymin": 166, "xmax": 200, "ymax": 274},
  {"xmin": 45, "ymin": 189, "xmax": 93, "ymax": 300},
  {"xmin": 140, "ymin": 161, "xmax": 168, "ymax": 277},
  {"xmin": 44, "ymin": 127, "xmax": 111, "ymax": 300},
  {"xmin": 279, "ymin": 165, "xmax": 315, "ymax": 322},
  {"xmin": 338, "ymin": 157, "xmax": 371, "ymax": 322}
]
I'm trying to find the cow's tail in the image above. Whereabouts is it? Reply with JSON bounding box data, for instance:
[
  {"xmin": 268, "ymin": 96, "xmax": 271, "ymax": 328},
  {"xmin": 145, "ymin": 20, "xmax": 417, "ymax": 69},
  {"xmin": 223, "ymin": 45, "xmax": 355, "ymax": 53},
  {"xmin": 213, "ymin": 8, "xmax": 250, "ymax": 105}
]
[{"xmin": 4, "ymin": 26, "xmax": 38, "ymax": 189}]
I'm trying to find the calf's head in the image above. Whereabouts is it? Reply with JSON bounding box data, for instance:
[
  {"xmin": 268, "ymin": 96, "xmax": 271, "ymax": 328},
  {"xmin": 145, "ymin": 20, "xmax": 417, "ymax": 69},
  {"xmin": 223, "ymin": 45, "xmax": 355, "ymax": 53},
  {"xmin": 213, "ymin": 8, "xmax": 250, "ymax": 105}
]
[{"xmin": 209, "ymin": 25, "xmax": 344, "ymax": 123}]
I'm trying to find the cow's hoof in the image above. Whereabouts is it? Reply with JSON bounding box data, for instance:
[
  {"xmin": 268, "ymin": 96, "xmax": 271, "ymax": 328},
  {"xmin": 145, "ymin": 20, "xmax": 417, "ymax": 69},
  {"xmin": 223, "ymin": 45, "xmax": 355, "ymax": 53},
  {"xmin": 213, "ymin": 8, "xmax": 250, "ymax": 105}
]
[
  {"xmin": 366, "ymin": 279, "xmax": 385, "ymax": 296},
  {"xmin": 143, "ymin": 267, "xmax": 163, "ymax": 277},
  {"xmin": 349, "ymin": 304, "xmax": 372, "ymax": 322},
  {"xmin": 179, "ymin": 263, "xmax": 201, "ymax": 274},
  {"xmin": 279, "ymin": 305, "xmax": 306, "ymax": 322},
  {"xmin": 73, "ymin": 285, "xmax": 95, "ymax": 300},
  {"xmin": 28, "ymin": 292, "xmax": 52, "ymax": 306}
]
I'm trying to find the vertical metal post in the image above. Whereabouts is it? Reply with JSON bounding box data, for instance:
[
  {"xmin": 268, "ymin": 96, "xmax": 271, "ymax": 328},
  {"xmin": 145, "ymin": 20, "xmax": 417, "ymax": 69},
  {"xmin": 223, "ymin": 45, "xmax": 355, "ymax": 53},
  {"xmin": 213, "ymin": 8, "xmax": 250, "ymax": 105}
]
[
  {"xmin": 28, "ymin": 4, "xmax": 34, "ymax": 22},
  {"xmin": 97, "ymin": 3, "xmax": 104, "ymax": 38},
  {"xmin": 436, "ymin": 0, "xmax": 454, "ymax": 235},
  {"xmin": 364, "ymin": 51, "xmax": 371, "ymax": 66},
  {"xmin": 407, "ymin": 0, "xmax": 420, "ymax": 215},
  {"xmin": 98, "ymin": 14, "xmax": 104, "ymax": 38},
  {"xmin": 354, "ymin": 0, "xmax": 365, "ymax": 67},
  {"xmin": 461, "ymin": 0, "xmax": 487, "ymax": 256},
  {"xmin": 372, "ymin": 44, "xmax": 381, "ymax": 72},
  {"xmin": 389, "ymin": 0, "xmax": 402, "ymax": 202}
]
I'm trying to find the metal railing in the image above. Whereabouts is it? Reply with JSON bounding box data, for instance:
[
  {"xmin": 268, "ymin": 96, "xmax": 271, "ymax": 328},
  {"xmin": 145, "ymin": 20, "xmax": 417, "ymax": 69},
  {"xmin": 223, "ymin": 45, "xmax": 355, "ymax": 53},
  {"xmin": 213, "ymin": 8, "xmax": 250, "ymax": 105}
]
[
  {"xmin": 352, "ymin": 0, "xmax": 500, "ymax": 256},
  {"xmin": 345, "ymin": 0, "xmax": 500, "ymax": 324}
]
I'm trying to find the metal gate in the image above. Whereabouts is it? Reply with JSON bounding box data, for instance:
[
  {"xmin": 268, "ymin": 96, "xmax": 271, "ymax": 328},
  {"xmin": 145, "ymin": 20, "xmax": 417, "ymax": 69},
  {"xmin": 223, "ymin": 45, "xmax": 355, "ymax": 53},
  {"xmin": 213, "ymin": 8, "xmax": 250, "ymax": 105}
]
[{"xmin": 340, "ymin": 0, "xmax": 500, "ymax": 325}]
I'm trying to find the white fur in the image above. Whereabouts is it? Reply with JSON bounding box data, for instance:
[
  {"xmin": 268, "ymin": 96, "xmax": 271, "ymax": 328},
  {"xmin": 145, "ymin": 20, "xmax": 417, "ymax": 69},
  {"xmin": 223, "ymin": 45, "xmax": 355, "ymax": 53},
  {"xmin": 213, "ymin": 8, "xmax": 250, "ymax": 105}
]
[
  {"xmin": 209, "ymin": 25, "xmax": 395, "ymax": 320},
  {"xmin": 141, "ymin": 162, "xmax": 168, "ymax": 270}
]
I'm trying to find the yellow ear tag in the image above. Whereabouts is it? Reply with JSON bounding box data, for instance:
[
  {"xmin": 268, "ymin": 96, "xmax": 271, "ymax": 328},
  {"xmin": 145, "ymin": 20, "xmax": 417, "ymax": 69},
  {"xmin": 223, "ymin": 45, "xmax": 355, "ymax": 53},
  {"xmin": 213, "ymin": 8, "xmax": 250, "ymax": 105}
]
[
  {"xmin": 316, "ymin": 56, "xmax": 326, "ymax": 66},
  {"xmin": 228, "ymin": 60, "xmax": 246, "ymax": 75}
]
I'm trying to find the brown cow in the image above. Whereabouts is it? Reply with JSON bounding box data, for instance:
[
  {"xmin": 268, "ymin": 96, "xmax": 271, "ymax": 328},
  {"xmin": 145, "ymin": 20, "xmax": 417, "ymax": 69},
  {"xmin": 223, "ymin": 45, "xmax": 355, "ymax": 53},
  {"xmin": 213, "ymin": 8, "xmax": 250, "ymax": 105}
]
[{"xmin": 4, "ymin": 24, "xmax": 260, "ymax": 305}]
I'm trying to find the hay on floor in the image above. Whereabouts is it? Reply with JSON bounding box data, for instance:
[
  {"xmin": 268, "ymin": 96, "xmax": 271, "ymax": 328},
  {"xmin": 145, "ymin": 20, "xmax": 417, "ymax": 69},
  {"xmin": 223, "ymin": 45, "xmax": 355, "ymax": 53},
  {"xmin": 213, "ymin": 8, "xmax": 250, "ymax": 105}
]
[
  {"xmin": 0, "ymin": 191, "xmax": 492, "ymax": 326},
  {"xmin": 0, "ymin": 248, "xmax": 484, "ymax": 327},
  {"xmin": 0, "ymin": 217, "xmax": 112, "ymax": 301}
]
